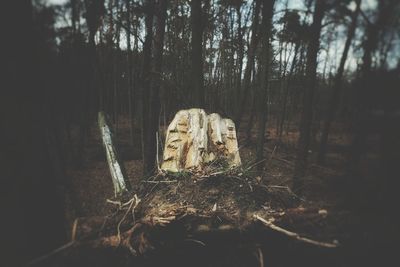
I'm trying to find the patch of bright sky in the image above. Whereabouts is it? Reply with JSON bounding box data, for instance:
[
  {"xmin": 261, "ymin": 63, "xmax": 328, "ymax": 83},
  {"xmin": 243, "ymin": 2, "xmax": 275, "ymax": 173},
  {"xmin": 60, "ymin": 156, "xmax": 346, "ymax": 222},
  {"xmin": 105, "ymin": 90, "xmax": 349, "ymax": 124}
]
[{"xmin": 45, "ymin": 0, "xmax": 68, "ymax": 5}]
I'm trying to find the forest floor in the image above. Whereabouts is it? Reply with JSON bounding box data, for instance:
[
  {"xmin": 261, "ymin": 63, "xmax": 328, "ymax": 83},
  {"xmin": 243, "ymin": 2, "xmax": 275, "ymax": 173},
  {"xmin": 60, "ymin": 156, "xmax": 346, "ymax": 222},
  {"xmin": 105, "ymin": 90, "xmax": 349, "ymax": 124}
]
[{"xmin": 57, "ymin": 115, "xmax": 398, "ymax": 267}]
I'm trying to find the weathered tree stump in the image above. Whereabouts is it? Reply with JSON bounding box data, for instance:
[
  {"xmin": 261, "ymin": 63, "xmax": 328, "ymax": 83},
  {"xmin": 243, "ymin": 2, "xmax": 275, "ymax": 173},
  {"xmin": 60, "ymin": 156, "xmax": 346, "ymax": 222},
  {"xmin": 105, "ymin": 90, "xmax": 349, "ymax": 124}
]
[{"xmin": 161, "ymin": 108, "xmax": 241, "ymax": 172}]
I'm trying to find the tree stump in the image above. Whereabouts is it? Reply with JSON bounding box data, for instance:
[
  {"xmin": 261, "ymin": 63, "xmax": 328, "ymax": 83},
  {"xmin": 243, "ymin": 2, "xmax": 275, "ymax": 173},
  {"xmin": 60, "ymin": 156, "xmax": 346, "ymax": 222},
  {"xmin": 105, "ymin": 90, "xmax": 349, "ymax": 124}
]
[{"xmin": 161, "ymin": 108, "xmax": 241, "ymax": 172}]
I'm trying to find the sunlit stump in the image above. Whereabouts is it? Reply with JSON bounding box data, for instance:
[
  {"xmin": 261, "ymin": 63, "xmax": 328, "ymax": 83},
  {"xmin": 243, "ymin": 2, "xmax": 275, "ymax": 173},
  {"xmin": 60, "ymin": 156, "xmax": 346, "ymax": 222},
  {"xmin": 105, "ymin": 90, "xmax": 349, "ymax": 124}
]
[{"xmin": 161, "ymin": 108, "xmax": 241, "ymax": 172}]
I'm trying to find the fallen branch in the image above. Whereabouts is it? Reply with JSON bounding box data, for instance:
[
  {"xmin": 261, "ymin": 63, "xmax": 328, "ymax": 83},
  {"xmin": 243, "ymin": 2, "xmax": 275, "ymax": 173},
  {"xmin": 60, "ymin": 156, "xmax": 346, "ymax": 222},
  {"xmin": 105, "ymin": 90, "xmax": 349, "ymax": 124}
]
[
  {"xmin": 253, "ymin": 214, "xmax": 338, "ymax": 248},
  {"xmin": 142, "ymin": 180, "xmax": 178, "ymax": 184},
  {"xmin": 28, "ymin": 241, "xmax": 76, "ymax": 266}
]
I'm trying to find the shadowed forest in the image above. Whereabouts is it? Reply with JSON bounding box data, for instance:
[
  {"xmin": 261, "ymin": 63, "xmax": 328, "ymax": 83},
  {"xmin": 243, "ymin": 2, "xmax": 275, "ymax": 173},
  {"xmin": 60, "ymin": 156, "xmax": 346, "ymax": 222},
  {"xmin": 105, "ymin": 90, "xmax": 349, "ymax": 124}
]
[{"xmin": 3, "ymin": 0, "xmax": 400, "ymax": 266}]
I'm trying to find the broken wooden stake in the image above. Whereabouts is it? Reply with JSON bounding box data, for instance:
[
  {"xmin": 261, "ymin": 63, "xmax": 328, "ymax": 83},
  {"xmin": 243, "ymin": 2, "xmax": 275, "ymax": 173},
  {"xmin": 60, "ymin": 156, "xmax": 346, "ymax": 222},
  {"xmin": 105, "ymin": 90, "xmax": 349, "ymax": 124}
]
[{"xmin": 98, "ymin": 111, "xmax": 131, "ymax": 196}]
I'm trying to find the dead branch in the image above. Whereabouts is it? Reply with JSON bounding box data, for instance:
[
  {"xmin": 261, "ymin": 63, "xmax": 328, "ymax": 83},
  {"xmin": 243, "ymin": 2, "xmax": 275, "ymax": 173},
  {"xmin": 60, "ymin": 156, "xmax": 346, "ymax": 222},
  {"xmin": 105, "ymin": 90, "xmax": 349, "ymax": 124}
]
[
  {"xmin": 253, "ymin": 214, "xmax": 338, "ymax": 248},
  {"xmin": 28, "ymin": 241, "xmax": 75, "ymax": 266}
]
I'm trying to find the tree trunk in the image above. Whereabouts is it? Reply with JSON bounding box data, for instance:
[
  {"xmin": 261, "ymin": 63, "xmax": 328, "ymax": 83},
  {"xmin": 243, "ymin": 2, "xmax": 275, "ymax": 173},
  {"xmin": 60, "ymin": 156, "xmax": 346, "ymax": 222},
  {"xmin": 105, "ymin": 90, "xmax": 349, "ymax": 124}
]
[
  {"xmin": 146, "ymin": 0, "xmax": 168, "ymax": 173},
  {"xmin": 318, "ymin": 0, "xmax": 361, "ymax": 164},
  {"xmin": 126, "ymin": 0, "xmax": 135, "ymax": 145},
  {"xmin": 235, "ymin": 3, "xmax": 244, "ymax": 115},
  {"xmin": 235, "ymin": 0, "xmax": 261, "ymax": 129},
  {"xmin": 278, "ymin": 42, "xmax": 299, "ymax": 139},
  {"xmin": 190, "ymin": 0, "xmax": 205, "ymax": 108},
  {"xmin": 255, "ymin": 0, "xmax": 275, "ymax": 172},
  {"xmin": 141, "ymin": 0, "xmax": 155, "ymax": 176},
  {"xmin": 293, "ymin": 0, "xmax": 326, "ymax": 191}
]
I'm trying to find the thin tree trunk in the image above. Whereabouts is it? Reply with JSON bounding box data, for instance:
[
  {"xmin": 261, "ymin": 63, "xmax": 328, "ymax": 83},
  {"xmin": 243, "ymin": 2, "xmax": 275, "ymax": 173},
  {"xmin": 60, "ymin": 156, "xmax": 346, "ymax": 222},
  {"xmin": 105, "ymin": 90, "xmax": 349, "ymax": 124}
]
[
  {"xmin": 141, "ymin": 0, "xmax": 155, "ymax": 175},
  {"xmin": 147, "ymin": 0, "xmax": 168, "ymax": 173},
  {"xmin": 113, "ymin": 0, "xmax": 122, "ymax": 137},
  {"xmin": 235, "ymin": 4, "xmax": 244, "ymax": 113},
  {"xmin": 278, "ymin": 42, "xmax": 299, "ymax": 139},
  {"xmin": 190, "ymin": 0, "xmax": 205, "ymax": 107},
  {"xmin": 255, "ymin": 0, "xmax": 275, "ymax": 172},
  {"xmin": 236, "ymin": 0, "xmax": 262, "ymax": 129},
  {"xmin": 125, "ymin": 0, "xmax": 135, "ymax": 145}
]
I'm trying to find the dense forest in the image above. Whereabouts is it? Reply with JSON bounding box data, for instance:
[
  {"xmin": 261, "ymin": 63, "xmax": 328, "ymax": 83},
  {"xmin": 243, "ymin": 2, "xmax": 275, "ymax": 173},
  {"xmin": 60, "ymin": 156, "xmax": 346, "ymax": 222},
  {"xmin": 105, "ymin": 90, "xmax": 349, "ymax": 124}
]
[{"xmin": 3, "ymin": 0, "xmax": 400, "ymax": 266}]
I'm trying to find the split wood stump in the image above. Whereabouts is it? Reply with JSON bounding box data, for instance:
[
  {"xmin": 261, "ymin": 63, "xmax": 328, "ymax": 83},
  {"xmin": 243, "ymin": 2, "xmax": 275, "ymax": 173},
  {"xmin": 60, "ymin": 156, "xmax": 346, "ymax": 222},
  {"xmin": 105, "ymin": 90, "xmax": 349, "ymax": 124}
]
[{"xmin": 161, "ymin": 108, "xmax": 241, "ymax": 173}]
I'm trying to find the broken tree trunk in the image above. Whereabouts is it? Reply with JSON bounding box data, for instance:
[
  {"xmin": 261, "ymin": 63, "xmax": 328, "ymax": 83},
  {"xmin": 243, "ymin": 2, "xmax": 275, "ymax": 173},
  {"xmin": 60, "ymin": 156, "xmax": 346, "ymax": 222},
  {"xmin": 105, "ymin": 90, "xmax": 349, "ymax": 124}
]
[
  {"xmin": 98, "ymin": 111, "xmax": 131, "ymax": 196},
  {"xmin": 161, "ymin": 108, "xmax": 241, "ymax": 172}
]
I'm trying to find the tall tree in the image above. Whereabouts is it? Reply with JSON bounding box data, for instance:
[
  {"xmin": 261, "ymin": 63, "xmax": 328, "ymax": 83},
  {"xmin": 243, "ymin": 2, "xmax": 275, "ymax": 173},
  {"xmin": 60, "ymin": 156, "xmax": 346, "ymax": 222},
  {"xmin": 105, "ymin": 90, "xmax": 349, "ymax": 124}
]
[
  {"xmin": 190, "ymin": 0, "xmax": 205, "ymax": 107},
  {"xmin": 141, "ymin": 0, "xmax": 156, "ymax": 175},
  {"xmin": 125, "ymin": 0, "xmax": 135, "ymax": 145},
  {"xmin": 276, "ymin": 10, "xmax": 303, "ymax": 139},
  {"xmin": 293, "ymin": 0, "xmax": 326, "ymax": 191},
  {"xmin": 71, "ymin": 0, "xmax": 78, "ymax": 34},
  {"xmin": 78, "ymin": 0, "xmax": 104, "ymax": 165},
  {"xmin": 148, "ymin": 0, "xmax": 168, "ymax": 174},
  {"xmin": 318, "ymin": 0, "xmax": 362, "ymax": 164},
  {"xmin": 235, "ymin": 0, "xmax": 262, "ymax": 129},
  {"xmin": 255, "ymin": 0, "xmax": 275, "ymax": 172}
]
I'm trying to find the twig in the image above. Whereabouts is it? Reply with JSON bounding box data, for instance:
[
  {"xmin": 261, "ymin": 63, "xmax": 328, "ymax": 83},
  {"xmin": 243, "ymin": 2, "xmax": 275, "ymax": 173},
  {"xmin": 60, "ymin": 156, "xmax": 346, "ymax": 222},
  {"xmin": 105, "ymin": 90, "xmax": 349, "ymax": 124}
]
[
  {"xmin": 142, "ymin": 180, "xmax": 177, "ymax": 184},
  {"xmin": 185, "ymin": 238, "xmax": 206, "ymax": 246},
  {"xmin": 273, "ymin": 156, "xmax": 294, "ymax": 166},
  {"xmin": 244, "ymin": 158, "xmax": 267, "ymax": 172},
  {"xmin": 264, "ymin": 147, "xmax": 294, "ymax": 166},
  {"xmin": 71, "ymin": 218, "xmax": 78, "ymax": 241},
  {"xmin": 117, "ymin": 195, "xmax": 141, "ymax": 244},
  {"xmin": 262, "ymin": 185, "xmax": 306, "ymax": 202},
  {"xmin": 106, "ymin": 199, "xmax": 122, "ymax": 206},
  {"xmin": 269, "ymin": 145, "xmax": 277, "ymax": 160},
  {"xmin": 254, "ymin": 214, "xmax": 338, "ymax": 248},
  {"xmin": 156, "ymin": 131, "xmax": 161, "ymax": 172},
  {"xmin": 257, "ymin": 248, "xmax": 264, "ymax": 267},
  {"xmin": 28, "ymin": 241, "xmax": 75, "ymax": 266}
]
